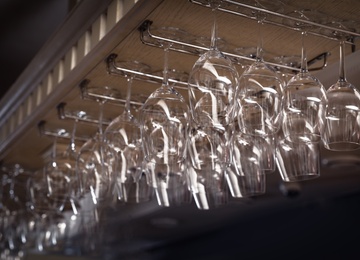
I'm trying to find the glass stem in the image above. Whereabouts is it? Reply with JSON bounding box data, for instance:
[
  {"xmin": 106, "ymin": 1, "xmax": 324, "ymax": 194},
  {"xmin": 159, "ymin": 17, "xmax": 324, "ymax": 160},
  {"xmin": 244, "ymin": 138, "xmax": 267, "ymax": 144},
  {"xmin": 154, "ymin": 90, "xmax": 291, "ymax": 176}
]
[
  {"xmin": 210, "ymin": 2, "xmax": 218, "ymax": 50},
  {"xmin": 98, "ymin": 101, "xmax": 105, "ymax": 173},
  {"xmin": 338, "ymin": 40, "xmax": 346, "ymax": 83},
  {"xmin": 70, "ymin": 119, "xmax": 77, "ymax": 152},
  {"xmin": 300, "ymin": 31, "xmax": 308, "ymax": 73},
  {"xmin": 256, "ymin": 18, "xmax": 264, "ymax": 62},
  {"xmin": 52, "ymin": 137, "xmax": 57, "ymax": 165},
  {"xmin": 163, "ymin": 44, "xmax": 170, "ymax": 89},
  {"xmin": 125, "ymin": 76, "xmax": 133, "ymax": 114},
  {"xmin": 98, "ymin": 102, "xmax": 104, "ymax": 138}
]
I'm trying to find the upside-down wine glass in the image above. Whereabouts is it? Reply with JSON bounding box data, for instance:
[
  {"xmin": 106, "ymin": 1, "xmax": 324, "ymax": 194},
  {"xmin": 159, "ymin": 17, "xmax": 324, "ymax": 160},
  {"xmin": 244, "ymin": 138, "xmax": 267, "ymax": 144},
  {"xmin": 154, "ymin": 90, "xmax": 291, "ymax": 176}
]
[
  {"xmin": 276, "ymin": 9, "xmax": 328, "ymax": 182},
  {"xmin": 187, "ymin": 0, "xmax": 239, "ymax": 207},
  {"xmin": 104, "ymin": 60, "xmax": 153, "ymax": 204},
  {"xmin": 237, "ymin": 5, "xmax": 284, "ymax": 135},
  {"xmin": 188, "ymin": 0, "xmax": 238, "ymax": 131},
  {"xmin": 65, "ymin": 117, "xmax": 83, "ymax": 202},
  {"xmin": 187, "ymin": 122, "xmax": 229, "ymax": 209},
  {"xmin": 282, "ymin": 9, "xmax": 328, "ymax": 144},
  {"xmin": 236, "ymin": 4, "xmax": 284, "ymax": 174},
  {"xmin": 26, "ymin": 133, "xmax": 73, "ymax": 253},
  {"xmin": 140, "ymin": 31, "xmax": 190, "ymax": 207},
  {"xmin": 226, "ymin": 129, "xmax": 266, "ymax": 198},
  {"xmin": 26, "ymin": 168, "xmax": 53, "ymax": 253},
  {"xmin": 276, "ymin": 128, "xmax": 320, "ymax": 182},
  {"xmin": 77, "ymin": 85, "xmax": 118, "ymax": 207},
  {"xmin": 322, "ymin": 23, "xmax": 360, "ymax": 151},
  {"xmin": 76, "ymin": 85, "xmax": 120, "ymax": 255},
  {"xmin": 44, "ymin": 137, "xmax": 73, "ymax": 213},
  {"xmin": 52, "ymin": 120, "xmax": 82, "ymax": 250},
  {"xmin": 1, "ymin": 164, "xmax": 28, "ymax": 258}
]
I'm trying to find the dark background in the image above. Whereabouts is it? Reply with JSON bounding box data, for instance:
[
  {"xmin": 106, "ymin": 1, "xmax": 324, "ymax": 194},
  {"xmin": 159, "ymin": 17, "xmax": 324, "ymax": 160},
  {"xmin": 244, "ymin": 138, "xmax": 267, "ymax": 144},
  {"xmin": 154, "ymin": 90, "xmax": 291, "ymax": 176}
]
[{"xmin": 0, "ymin": 0, "xmax": 75, "ymax": 100}]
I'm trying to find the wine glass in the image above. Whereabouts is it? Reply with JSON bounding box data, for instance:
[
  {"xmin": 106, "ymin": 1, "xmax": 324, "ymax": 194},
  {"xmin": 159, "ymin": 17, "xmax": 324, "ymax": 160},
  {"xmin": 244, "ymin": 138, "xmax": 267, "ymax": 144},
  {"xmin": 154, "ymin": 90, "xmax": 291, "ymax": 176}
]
[
  {"xmin": 140, "ymin": 28, "xmax": 190, "ymax": 207},
  {"xmin": 26, "ymin": 168, "xmax": 62, "ymax": 253},
  {"xmin": 226, "ymin": 129, "xmax": 266, "ymax": 198},
  {"xmin": 282, "ymin": 9, "xmax": 328, "ymax": 144},
  {"xmin": 44, "ymin": 137, "xmax": 74, "ymax": 212},
  {"xmin": 63, "ymin": 118, "xmax": 83, "ymax": 201},
  {"xmin": 104, "ymin": 60, "xmax": 153, "ymax": 204},
  {"xmin": 188, "ymin": 0, "xmax": 239, "ymax": 132},
  {"xmin": 234, "ymin": 4, "xmax": 284, "ymax": 177},
  {"xmin": 187, "ymin": 1, "xmax": 238, "ymax": 207},
  {"xmin": 236, "ymin": 5, "xmax": 284, "ymax": 137},
  {"xmin": 276, "ymin": 129, "xmax": 320, "ymax": 182},
  {"xmin": 0, "ymin": 164, "xmax": 29, "ymax": 257},
  {"xmin": 321, "ymin": 22, "xmax": 360, "ymax": 151},
  {"xmin": 42, "ymin": 122, "xmax": 83, "ymax": 251},
  {"xmin": 187, "ymin": 122, "xmax": 229, "ymax": 210},
  {"xmin": 77, "ymin": 85, "xmax": 119, "ymax": 207}
]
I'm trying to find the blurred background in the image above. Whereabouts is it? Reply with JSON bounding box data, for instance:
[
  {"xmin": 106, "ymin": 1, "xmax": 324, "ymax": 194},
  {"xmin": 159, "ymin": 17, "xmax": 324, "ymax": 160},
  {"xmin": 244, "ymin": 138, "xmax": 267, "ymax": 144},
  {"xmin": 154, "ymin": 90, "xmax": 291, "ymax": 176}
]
[{"xmin": 0, "ymin": 0, "xmax": 76, "ymax": 99}]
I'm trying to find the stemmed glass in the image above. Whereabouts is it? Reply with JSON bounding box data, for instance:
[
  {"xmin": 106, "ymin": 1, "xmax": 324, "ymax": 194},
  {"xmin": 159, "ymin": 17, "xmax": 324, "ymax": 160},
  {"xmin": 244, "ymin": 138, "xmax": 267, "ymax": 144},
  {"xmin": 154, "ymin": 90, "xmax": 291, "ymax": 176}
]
[
  {"xmin": 275, "ymin": 9, "xmax": 328, "ymax": 182},
  {"xmin": 64, "ymin": 117, "xmax": 83, "ymax": 201},
  {"xmin": 75, "ymin": 85, "xmax": 121, "ymax": 255},
  {"xmin": 187, "ymin": 123, "xmax": 229, "ymax": 209},
  {"xmin": 282, "ymin": 9, "xmax": 328, "ymax": 144},
  {"xmin": 322, "ymin": 22, "xmax": 360, "ymax": 151},
  {"xmin": 187, "ymin": 0, "xmax": 238, "ymax": 207},
  {"xmin": 104, "ymin": 60, "xmax": 153, "ymax": 204},
  {"xmin": 25, "ymin": 168, "xmax": 68, "ymax": 254},
  {"xmin": 47, "ymin": 121, "xmax": 83, "ymax": 251},
  {"xmin": 77, "ymin": 85, "xmax": 119, "ymax": 206},
  {"xmin": 0, "ymin": 164, "xmax": 29, "ymax": 258},
  {"xmin": 44, "ymin": 137, "xmax": 73, "ymax": 212},
  {"xmin": 140, "ymin": 29, "xmax": 190, "ymax": 207},
  {"xmin": 226, "ymin": 129, "xmax": 266, "ymax": 198},
  {"xmin": 236, "ymin": 3, "xmax": 284, "ymax": 174},
  {"xmin": 276, "ymin": 129, "xmax": 320, "ymax": 182},
  {"xmin": 236, "ymin": 5, "xmax": 283, "ymax": 137},
  {"xmin": 26, "ymin": 168, "xmax": 51, "ymax": 252},
  {"xmin": 188, "ymin": 0, "xmax": 238, "ymax": 131}
]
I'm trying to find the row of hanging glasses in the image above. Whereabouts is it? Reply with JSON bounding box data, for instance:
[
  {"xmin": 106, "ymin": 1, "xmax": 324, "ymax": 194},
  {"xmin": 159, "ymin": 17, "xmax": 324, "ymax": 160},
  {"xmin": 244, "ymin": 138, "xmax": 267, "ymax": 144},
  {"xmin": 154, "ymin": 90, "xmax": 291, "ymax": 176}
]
[
  {"xmin": 0, "ymin": 162, "xmax": 81, "ymax": 259},
  {"xmin": 1, "ymin": 0, "xmax": 360, "ymax": 256},
  {"xmin": 106, "ymin": 17, "xmax": 356, "ymax": 211},
  {"xmin": 72, "ymin": 0, "xmax": 360, "ymax": 212},
  {"xmin": 1, "ymin": 107, "xmax": 118, "ymax": 256}
]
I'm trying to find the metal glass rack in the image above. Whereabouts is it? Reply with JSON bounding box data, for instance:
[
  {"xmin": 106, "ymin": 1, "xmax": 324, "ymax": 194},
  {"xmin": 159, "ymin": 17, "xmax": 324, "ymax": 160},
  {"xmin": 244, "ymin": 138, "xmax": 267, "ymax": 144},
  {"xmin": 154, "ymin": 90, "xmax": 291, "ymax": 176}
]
[
  {"xmin": 106, "ymin": 53, "xmax": 190, "ymax": 91},
  {"xmin": 37, "ymin": 120, "xmax": 89, "ymax": 142},
  {"xmin": 138, "ymin": 20, "xmax": 329, "ymax": 72},
  {"xmin": 57, "ymin": 102, "xmax": 112, "ymax": 126},
  {"xmin": 190, "ymin": 0, "xmax": 360, "ymax": 41}
]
